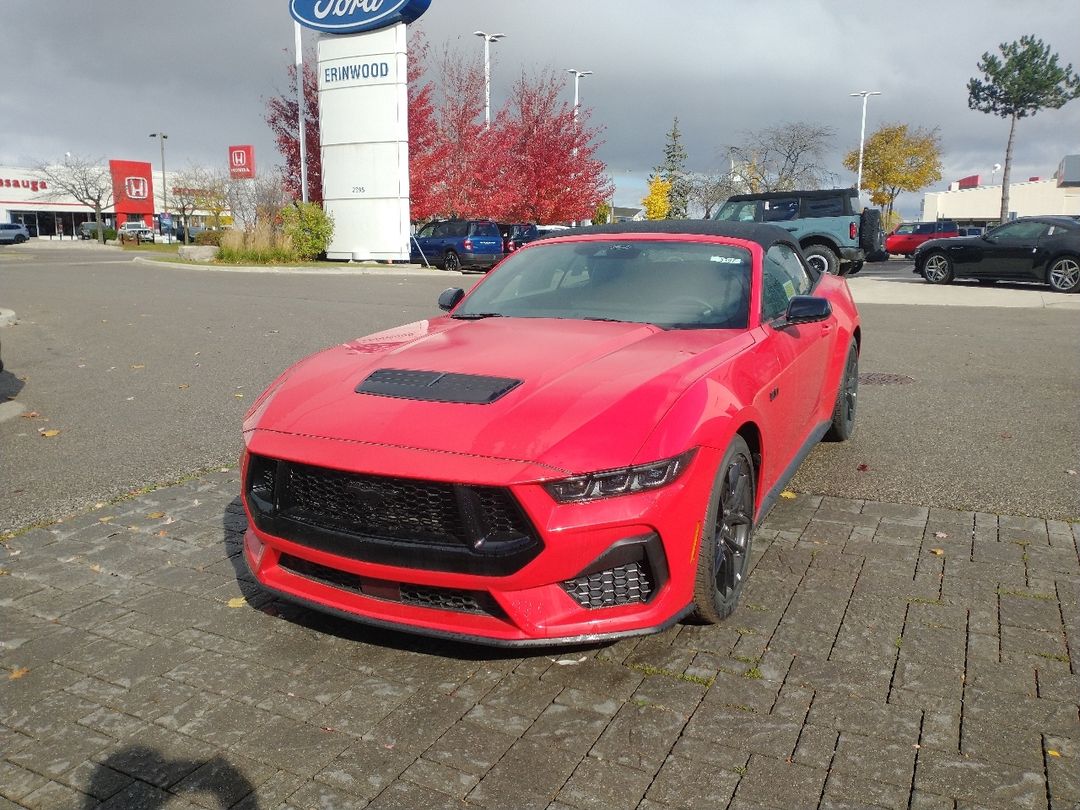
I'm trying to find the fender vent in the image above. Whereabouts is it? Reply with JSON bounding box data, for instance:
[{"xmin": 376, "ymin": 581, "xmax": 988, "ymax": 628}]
[{"xmin": 356, "ymin": 369, "xmax": 522, "ymax": 404}]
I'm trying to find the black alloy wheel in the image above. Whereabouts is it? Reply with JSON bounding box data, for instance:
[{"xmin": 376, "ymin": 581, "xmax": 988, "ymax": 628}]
[
  {"xmin": 825, "ymin": 340, "xmax": 858, "ymax": 441},
  {"xmin": 443, "ymin": 250, "xmax": 461, "ymax": 273},
  {"xmin": 922, "ymin": 252, "xmax": 953, "ymax": 284},
  {"xmin": 692, "ymin": 436, "xmax": 755, "ymax": 623},
  {"xmin": 1047, "ymin": 256, "xmax": 1080, "ymax": 293}
]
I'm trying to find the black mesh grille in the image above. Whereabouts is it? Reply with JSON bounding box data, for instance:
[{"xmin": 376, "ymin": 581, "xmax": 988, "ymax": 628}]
[
  {"xmin": 561, "ymin": 561, "xmax": 654, "ymax": 609},
  {"xmin": 279, "ymin": 554, "xmax": 505, "ymax": 618},
  {"xmin": 286, "ymin": 463, "xmax": 470, "ymax": 543},
  {"xmin": 244, "ymin": 455, "xmax": 542, "ymax": 575}
]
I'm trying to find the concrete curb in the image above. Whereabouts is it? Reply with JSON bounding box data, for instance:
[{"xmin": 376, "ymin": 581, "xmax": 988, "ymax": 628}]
[
  {"xmin": 0, "ymin": 308, "xmax": 16, "ymax": 327},
  {"xmin": 132, "ymin": 256, "xmax": 468, "ymax": 278}
]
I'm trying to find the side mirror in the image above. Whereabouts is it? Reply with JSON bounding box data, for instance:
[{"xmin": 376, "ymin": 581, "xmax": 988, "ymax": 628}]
[
  {"xmin": 438, "ymin": 288, "xmax": 465, "ymax": 311},
  {"xmin": 783, "ymin": 296, "xmax": 831, "ymax": 326}
]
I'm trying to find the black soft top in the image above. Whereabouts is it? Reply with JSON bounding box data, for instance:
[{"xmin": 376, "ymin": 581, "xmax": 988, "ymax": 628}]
[
  {"xmin": 538, "ymin": 220, "xmax": 800, "ymax": 251},
  {"xmin": 723, "ymin": 188, "xmax": 857, "ymax": 203}
]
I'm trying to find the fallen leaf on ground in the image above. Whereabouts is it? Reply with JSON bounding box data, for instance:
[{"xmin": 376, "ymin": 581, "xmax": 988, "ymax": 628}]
[
  {"xmin": 178, "ymin": 384, "xmax": 189, "ymax": 390},
  {"xmin": 20, "ymin": 411, "xmax": 40, "ymax": 419},
  {"xmin": 0, "ymin": 568, "xmax": 9, "ymax": 576},
  {"xmin": 9, "ymin": 667, "xmax": 30, "ymax": 681},
  {"xmin": 934, "ymin": 532, "xmax": 948, "ymax": 539},
  {"xmin": 130, "ymin": 364, "xmax": 145, "ymax": 369},
  {"xmin": 233, "ymin": 393, "xmax": 244, "ymax": 399},
  {"xmin": 1047, "ymin": 749, "xmax": 1061, "ymax": 757},
  {"xmin": 98, "ymin": 516, "xmax": 114, "ymax": 524},
  {"xmin": 39, "ymin": 429, "xmax": 61, "ymax": 438},
  {"xmin": 156, "ymin": 530, "xmax": 167, "ymax": 537},
  {"xmin": 89, "ymin": 564, "xmax": 103, "ymax": 573},
  {"xmin": 930, "ymin": 548, "xmax": 944, "ymax": 556},
  {"xmin": 227, "ymin": 597, "xmax": 247, "ymax": 608},
  {"xmin": 552, "ymin": 656, "xmax": 587, "ymax": 666},
  {"xmin": 780, "ymin": 490, "xmax": 797, "ymax": 499},
  {"xmin": 1067, "ymin": 470, "xmax": 1078, "ymax": 476},
  {"xmin": 856, "ymin": 463, "xmax": 870, "ymax": 472},
  {"xmin": 146, "ymin": 511, "xmax": 166, "ymax": 520}
]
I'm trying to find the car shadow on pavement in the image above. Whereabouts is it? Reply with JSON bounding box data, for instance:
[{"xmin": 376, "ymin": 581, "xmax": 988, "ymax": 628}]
[
  {"xmin": 221, "ymin": 497, "xmax": 601, "ymax": 662},
  {"xmin": 0, "ymin": 367, "xmax": 25, "ymax": 400},
  {"xmin": 79, "ymin": 747, "xmax": 259, "ymax": 808}
]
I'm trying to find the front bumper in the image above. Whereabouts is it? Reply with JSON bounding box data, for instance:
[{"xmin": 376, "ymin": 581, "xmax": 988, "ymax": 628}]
[{"xmin": 239, "ymin": 440, "xmax": 717, "ymax": 645}]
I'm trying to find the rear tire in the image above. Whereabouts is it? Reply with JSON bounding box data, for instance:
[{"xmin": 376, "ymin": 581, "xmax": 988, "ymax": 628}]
[
  {"xmin": 692, "ymin": 437, "xmax": 755, "ymax": 623},
  {"xmin": 14, "ymin": 234, "xmax": 27, "ymax": 244},
  {"xmin": 443, "ymin": 250, "xmax": 461, "ymax": 273},
  {"xmin": 824, "ymin": 340, "xmax": 858, "ymax": 442},
  {"xmin": 804, "ymin": 244, "xmax": 840, "ymax": 275},
  {"xmin": 1047, "ymin": 256, "xmax": 1080, "ymax": 293}
]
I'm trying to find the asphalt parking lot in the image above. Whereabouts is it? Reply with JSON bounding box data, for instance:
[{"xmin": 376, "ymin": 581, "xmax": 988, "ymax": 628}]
[{"xmin": 1, "ymin": 242, "xmax": 1078, "ymax": 809}]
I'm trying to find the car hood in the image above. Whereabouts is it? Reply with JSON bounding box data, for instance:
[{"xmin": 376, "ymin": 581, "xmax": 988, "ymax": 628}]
[{"xmin": 248, "ymin": 317, "xmax": 754, "ymax": 473}]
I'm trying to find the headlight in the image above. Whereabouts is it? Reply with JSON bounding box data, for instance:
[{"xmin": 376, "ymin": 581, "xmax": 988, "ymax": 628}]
[{"xmin": 544, "ymin": 449, "xmax": 697, "ymax": 503}]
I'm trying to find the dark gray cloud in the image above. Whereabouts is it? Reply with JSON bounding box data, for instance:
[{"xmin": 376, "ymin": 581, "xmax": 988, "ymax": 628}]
[{"xmin": 3, "ymin": 0, "xmax": 1078, "ymax": 217}]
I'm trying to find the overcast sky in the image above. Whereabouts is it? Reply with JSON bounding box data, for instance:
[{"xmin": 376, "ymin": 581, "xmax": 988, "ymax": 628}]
[{"xmin": 3, "ymin": 0, "xmax": 1078, "ymax": 218}]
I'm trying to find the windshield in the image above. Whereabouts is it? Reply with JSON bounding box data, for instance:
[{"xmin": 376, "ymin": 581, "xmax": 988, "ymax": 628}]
[
  {"xmin": 454, "ymin": 239, "xmax": 752, "ymax": 329},
  {"xmin": 713, "ymin": 201, "xmax": 760, "ymax": 222}
]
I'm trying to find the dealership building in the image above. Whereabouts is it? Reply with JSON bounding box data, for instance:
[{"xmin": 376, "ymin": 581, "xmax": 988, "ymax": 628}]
[
  {"xmin": 0, "ymin": 162, "xmax": 205, "ymax": 237},
  {"xmin": 920, "ymin": 154, "xmax": 1080, "ymax": 227}
]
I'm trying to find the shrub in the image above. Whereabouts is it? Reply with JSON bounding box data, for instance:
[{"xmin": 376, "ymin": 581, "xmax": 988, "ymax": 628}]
[
  {"xmin": 195, "ymin": 230, "xmax": 224, "ymax": 247},
  {"xmin": 281, "ymin": 202, "xmax": 334, "ymax": 261}
]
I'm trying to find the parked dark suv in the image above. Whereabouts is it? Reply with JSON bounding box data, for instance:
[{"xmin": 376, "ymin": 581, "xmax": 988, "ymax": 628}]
[
  {"xmin": 411, "ymin": 220, "xmax": 505, "ymax": 272},
  {"xmin": 713, "ymin": 188, "xmax": 883, "ymax": 275},
  {"xmin": 497, "ymin": 222, "xmax": 540, "ymax": 253}
]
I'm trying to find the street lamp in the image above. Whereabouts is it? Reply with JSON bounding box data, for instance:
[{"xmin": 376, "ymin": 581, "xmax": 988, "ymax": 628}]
[
  {"xmin": 474, "ymin": 31, "xmax": 506, "ymax": 128},
  {"xmin": 849, "ymin": 90, "xmax": 881, "ymax": 192},
  {"xmin": 148, "ymin": 132, "xmax": 169, "ymax": 242},
  {"xmin": 567, "ymin": 68, "xmax": 593, "ymax": 121}
]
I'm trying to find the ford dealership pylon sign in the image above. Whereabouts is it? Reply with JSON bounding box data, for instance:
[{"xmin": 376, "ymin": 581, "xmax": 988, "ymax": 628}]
[{"xmin": 290, "ymin": 0, "xmax": 430, "ymax": 34}]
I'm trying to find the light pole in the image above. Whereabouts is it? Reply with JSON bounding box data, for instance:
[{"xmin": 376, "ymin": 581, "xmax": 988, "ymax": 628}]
[
  {"xmin": 849, "ymin": 90, "xmax": 881, "ymax": 192},
  {"xmin": 295, "ymin": 22, "xmax": 309, "ymax": 203},
  {"xmin": 567, "ymin": 68, "xmax": 593, "ymax": 122},
  {"xmin": 567, "ymin": 69, "xmax": 592, "ymax": 226},
  {"xmin": 149, "ymin": 132, "xmax": 169, "ymax": 242},
  {"xmin": 474, "ymin": 31, "xmax": 506, "ymax": 128}
]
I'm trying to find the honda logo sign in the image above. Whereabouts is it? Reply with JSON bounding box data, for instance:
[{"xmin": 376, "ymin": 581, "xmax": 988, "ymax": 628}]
[
  {"xmin": 125, "ymin": 177, "xmax": 148, "ymax": 200},
  {"xmin": 229, "ymin": 145, "xmax": 256, "ymax": 179}
]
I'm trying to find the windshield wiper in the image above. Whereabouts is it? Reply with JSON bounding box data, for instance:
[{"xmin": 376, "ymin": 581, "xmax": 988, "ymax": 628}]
[
  {"xmin": 451, "ymin": 312, "xmax": 504, "ymax": 320},
  {"xmin": 582, "ymin": 316, "xmax": 628, "ymax": 323}
]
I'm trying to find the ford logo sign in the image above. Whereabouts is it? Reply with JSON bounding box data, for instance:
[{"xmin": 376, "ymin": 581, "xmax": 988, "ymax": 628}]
[{"xmin": 290, "ymin": 0, "xmax": 431, "ymax": 35}]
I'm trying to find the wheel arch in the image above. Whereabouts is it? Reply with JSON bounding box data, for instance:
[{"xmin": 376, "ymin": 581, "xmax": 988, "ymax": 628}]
[{"xmin": 799, "ymin": 236, "xmax": 841, "ymax": 255}]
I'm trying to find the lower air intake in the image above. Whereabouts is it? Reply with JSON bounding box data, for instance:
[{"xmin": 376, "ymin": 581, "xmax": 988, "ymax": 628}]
[{"xmin": 561, "ymin": 560, "xmax": 654, "ymax": 609}]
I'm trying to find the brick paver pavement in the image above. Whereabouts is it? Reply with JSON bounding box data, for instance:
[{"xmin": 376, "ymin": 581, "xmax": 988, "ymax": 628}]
[{"xmin": 1, "ymin": 470, "xmax": 1078, "ymax": 809}]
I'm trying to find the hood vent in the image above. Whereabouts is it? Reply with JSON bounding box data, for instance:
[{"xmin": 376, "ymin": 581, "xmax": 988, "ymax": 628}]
[{"xmin": 356, "ymin": 369, "xmax": 522, "ymax": 404}]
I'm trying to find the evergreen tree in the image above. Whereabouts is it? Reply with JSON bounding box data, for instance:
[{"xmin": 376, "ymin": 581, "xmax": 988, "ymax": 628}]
[
  {"xmin": 653, "ymin": 117, "xmax": 690, "ymax": 219},
  {"xmin": 967, "ymin": 36, "xmax": 1080, "ymax": 223}
]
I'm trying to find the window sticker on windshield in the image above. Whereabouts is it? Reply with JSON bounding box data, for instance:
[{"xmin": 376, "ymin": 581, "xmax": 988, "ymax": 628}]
[
  {"xmin": 783, "ymin": 280, "xmax": 797, "ymax": 299},
  {"xmin": 710, "ymin": 256, "xmax": 742, "ymax": 264}
]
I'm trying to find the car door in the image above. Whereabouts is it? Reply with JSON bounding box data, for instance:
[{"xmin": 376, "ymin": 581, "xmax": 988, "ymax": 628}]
[
  {"xmin": 755, "ymin": 243, "xmax": 833, "ymax": 458},
  {"xmin": 978, "ymin": 220, "xmax": 1051, "ymax": 279}
]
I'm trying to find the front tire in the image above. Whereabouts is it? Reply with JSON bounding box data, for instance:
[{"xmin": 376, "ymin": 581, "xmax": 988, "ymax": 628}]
[
  {"xmin": 443, "ymin": 250, "xmax": 461, "ymax": 273},
  {"xmin": 692, "ymin": 437, "xmax": 755, "ymax": 623},
  {"xmin": 824, "ymin": 339, "xmax": 858, "ymax": 442},
  {"xmin": 922, "ymin": 252, "xmax": 953, "ymax": 284},
  {"xmin": 14, "ymin": 235, "xmax": 27, "ymax": 244},
  {"xmin": 804, "ymin": 245, "xmax": 839, "ymax": 275},
  {"xmin": 1047, "ymin": 256, "xmax": 1080, "ymax": 293}
]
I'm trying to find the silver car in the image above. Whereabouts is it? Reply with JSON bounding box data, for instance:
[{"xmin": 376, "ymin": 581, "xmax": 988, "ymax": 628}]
[{"xmin": 0, "ymin": 223, "xmax": 30, "ymax": 244}]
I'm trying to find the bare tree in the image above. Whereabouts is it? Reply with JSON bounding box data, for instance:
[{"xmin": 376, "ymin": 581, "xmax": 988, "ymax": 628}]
[
  {"xmin": 227, "ymin": 174, "xmax": 288, "ymax": 232},
  {"xmin": 189, "ymin": 166, "xmax": 230, "ymax": 229},
  {"xmin": 687, "ymin": 171, "xmax": 742, "ymax": 219},
  {"xmin": 35, "ymin": 155, "xmax": 113, "ymax": 243},
  {"xmin": 170, "ymin": 169, "xmax": 203, "ymax": 243},
  {"xmin": 729, "ymin": 122, "xmax": 838, "ymax": 192}
]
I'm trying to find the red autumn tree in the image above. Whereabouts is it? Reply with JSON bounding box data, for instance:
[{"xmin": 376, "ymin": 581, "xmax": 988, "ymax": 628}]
[
  {"xmin": 501, "ymin": 69, "xmax": 611, "ymax": 223},
  {"xmin": 264, "ymin": 30, "xmax": 611, "ymax": 223},
  {"xmin": 265, "ymin": 51, "xmax": 322, "ymax": 203}
]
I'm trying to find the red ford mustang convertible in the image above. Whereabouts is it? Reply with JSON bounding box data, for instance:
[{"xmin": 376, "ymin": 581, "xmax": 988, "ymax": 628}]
[{"xmin": 241, "ymin": 221, "xmax": 861, "ymax": 646}]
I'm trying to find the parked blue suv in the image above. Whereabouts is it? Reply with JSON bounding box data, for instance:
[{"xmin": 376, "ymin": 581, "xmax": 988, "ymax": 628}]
[{"xmin": 410, "ymin": 220, "xmax": 505, "ymax": 272}]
